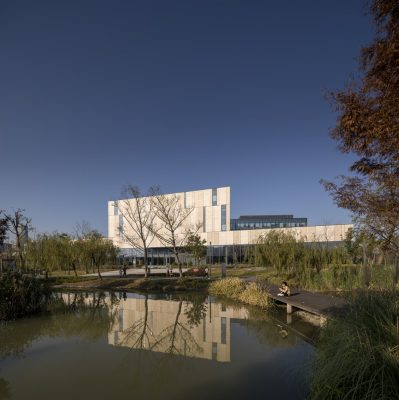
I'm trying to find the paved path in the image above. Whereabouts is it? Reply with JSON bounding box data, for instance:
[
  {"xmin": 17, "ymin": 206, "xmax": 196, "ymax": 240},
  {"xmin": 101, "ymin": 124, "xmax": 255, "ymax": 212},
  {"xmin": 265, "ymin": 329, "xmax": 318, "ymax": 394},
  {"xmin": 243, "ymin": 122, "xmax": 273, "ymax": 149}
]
[{"xmin": 87, "ymin": 267, "xmax": 188, "ymax": 278}]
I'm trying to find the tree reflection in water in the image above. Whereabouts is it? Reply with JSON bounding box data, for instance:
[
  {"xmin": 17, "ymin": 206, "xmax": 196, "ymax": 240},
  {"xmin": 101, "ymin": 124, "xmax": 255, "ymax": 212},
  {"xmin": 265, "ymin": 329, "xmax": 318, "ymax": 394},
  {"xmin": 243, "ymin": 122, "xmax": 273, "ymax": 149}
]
[
  {"xmin": 0, "ymin": 377, "xmax": 10, "ymax": 400},
  {"xmin": 0, "ymin": 291, "xmax": 118, "ymax": 358}
]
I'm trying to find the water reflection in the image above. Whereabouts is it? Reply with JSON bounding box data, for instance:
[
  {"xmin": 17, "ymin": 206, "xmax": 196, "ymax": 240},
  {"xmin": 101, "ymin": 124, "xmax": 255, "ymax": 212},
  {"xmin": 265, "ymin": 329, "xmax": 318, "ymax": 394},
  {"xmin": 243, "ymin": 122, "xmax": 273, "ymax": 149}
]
[
  {"xmin": 108, "ymin": 294, "xmax": 249, "ymax": 362},
  {"xmin": 0, "ymin": 291, "xmax": 317, "ymax": 400}
]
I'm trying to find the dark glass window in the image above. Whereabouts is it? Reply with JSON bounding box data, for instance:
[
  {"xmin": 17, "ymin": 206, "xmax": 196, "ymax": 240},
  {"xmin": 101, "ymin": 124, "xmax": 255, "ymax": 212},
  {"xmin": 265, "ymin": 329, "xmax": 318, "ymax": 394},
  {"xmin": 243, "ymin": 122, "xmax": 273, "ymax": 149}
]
[
  {"xmin": 221, "ymin": 205, "xmax": 226, "ymax": 231},
  {"xmin": 212, "ymin": 342, "xmax": 217, "ymax": 360},
  {"xmin": 221, "ymin": 317, "xmax": 226, "ymax": 345},
  {"xmin": 203, "ymin": 207, "xmax": 206, "ymax": 232},
  {"xmin": 114, "ymin": 201, "xmax": 118, "ymax": 216},
  {"xmin": 212, "ymin": 188, "xmax": 217, "ymax": 206}
]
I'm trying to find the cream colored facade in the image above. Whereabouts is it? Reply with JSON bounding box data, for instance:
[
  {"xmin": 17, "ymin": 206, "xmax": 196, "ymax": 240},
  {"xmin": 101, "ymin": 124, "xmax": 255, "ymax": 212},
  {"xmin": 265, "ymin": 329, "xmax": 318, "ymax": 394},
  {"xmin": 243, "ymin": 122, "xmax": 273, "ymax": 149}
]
[
  {"xmin": 60, "ymin": 292, "xmax": 248, "ymax": 362},
  {"xmin": 108, "ymin": 186, "xmax": 352, "ymax": 250},
  {"xmin": 108, "ymin": 296, "xmax": 248, "ymax": 362}
]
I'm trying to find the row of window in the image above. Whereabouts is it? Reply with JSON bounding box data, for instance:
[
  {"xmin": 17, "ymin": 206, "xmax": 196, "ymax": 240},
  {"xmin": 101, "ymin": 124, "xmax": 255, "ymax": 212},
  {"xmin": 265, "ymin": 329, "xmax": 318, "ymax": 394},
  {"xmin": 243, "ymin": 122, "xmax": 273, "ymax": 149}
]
[{"xmin": 231, "ymin": 221, "xmax": 306, "ymax": 230}]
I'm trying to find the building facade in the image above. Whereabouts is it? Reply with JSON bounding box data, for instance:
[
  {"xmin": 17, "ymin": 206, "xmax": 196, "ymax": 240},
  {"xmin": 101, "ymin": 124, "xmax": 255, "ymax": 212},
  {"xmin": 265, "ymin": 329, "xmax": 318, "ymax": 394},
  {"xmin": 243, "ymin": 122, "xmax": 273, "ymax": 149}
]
[{"xmin": 108, "ymin": 186, "xmax": 352, "ymax": 263}]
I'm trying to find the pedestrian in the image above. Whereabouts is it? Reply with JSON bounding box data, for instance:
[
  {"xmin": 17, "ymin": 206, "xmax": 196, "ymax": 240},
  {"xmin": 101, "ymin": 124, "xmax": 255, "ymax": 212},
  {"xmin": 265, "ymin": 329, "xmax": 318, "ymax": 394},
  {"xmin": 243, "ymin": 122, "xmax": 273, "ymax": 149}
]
[
  {"xmin": 123, "ymin": 265, "xmax": 127, "ymax": 277},
  {"xmin": 119, "ymin": 266, "xmax": 123, "ymax": 278}
]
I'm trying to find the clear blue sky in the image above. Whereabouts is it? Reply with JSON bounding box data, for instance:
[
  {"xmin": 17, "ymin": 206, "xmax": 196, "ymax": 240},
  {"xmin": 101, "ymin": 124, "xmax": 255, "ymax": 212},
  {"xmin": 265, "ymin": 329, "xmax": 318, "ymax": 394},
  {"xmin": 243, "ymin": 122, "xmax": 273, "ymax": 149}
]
[{"xmin": 0, "ymin": 0, "xmax": 373, "ymax": 235}]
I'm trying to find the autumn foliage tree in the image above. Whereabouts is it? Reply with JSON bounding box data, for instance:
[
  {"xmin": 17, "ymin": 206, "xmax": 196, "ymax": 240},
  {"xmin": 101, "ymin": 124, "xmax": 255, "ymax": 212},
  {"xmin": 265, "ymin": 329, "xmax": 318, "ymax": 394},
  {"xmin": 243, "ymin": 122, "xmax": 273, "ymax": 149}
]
[{"xmin": 322, "ymin": 0, "xmax": 399, "ymax": 254}]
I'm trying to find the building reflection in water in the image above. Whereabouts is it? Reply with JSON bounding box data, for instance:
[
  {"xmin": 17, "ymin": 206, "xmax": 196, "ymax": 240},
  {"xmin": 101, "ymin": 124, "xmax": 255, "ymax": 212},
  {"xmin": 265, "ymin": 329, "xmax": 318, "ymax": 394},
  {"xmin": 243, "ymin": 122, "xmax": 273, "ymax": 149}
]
[{"xmin": 107, "ymin": 294, "xmax": 249, "ymax": 363}]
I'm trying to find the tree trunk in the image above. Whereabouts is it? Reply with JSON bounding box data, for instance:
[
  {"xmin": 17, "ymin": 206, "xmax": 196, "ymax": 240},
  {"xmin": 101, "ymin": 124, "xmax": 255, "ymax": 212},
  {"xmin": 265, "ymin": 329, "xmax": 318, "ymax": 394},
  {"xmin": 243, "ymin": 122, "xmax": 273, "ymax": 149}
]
[
  {"xmin": 93, "ymin": 256, "xmax": 102, "ymax": 280},
  {"xmin": 139, "ymin": 296, "xmax": 149, "ymax": 348},
  {"xmin": 97, "ymin": 264, "xmax": 102, "ymax": 280},
  {"xmin": 72, "ymin": 262, "xmax": 78, "ymax": 277},
  {"xmin": 168, "ymin": 300, "xmax": 183, "ymax": 354},
  {"xmin": 144, "ymin": 248, "xmax": 148, "ymax": 279}
]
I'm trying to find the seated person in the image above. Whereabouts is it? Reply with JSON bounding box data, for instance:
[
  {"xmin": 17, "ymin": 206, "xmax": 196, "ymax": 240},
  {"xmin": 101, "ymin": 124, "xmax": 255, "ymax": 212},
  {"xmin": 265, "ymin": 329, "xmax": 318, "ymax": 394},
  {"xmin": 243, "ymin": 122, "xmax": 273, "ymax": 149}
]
[{"xmin": 278, "ymin": 281, "xmax": 290, "ymax": 297}]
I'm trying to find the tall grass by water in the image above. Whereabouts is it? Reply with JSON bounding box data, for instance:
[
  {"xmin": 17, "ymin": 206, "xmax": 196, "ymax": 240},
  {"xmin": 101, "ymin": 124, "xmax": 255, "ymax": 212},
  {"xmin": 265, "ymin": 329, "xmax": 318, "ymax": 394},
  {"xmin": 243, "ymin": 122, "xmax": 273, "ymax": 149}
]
[
  {"xmin": 309, "ymin": 290, "xmax": 399, "ymax": 400},
  {"xmin": 209, "ymin": 278, "xmax": 270, "ymax": 308},
  {"xmin": 251, "ymin": 231, "xmax": 398, "ymax": 291}
]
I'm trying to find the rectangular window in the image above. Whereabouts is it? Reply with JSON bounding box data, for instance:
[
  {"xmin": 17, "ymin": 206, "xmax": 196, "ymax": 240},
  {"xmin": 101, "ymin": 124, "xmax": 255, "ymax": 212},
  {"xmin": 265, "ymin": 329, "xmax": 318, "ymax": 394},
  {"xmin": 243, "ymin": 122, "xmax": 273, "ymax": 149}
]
[
  {"xmin": 113, "ymin": 201, "xmax": 118, "ymax": 216},
  {"xmin": 212, "ymin": 342, "xmax": 218, "ymax": 360},
  {"xmin": 221, "ymin": 317, "xmax": 226, "ymax": 344},
  {"xmin": 184, "ymin": 192, "xmax": 187, "ymax": 208},
  {"xmin": 212, "ymin": 188, "xmax": 217, "ymax": 206},
  {"xmin": 203, "ymin": 207, "xmax": 206, "ymax": 232},
  {"xmin": 221, "ymin": 205, "xmax": 226, "ymax": 231}
]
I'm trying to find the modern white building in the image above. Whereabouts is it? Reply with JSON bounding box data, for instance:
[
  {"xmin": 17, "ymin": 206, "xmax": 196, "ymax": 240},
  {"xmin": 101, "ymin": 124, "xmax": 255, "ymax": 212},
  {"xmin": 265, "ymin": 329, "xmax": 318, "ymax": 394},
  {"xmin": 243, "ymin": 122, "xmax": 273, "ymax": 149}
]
[{"xmin": 108, "ymin": 186, "xmax": 352, "ymax": 263}]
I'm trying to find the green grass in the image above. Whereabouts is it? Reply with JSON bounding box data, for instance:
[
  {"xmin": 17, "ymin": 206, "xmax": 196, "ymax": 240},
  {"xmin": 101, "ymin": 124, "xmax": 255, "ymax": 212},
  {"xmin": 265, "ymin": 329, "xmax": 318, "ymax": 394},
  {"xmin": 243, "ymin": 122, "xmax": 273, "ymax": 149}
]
[
  {"xmin": 222, "ymin": 264, "xmax": 398, "ymax": 292},
  {"xmin": 309, "ymin": 289, "xmax": 399, "ymax": 400},
  {"xmin": 53, "ymin": 276, "xmax": 210, "ymax": 293}
]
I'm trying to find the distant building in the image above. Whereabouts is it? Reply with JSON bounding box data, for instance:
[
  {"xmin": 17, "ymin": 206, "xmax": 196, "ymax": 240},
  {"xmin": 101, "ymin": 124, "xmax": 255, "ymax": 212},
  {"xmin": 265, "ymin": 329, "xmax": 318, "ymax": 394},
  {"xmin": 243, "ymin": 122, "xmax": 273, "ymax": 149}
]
[{"xmin": 108, "ymin": 186, "xmax": 351, "ymax": 263}]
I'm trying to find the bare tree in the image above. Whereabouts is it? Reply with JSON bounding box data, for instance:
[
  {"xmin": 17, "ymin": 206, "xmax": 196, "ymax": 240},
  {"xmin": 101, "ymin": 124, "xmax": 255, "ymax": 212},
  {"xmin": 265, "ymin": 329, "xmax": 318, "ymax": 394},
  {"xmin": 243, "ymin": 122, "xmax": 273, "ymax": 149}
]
[
  {"xmin": 1, "ymin": 209, "xmax": 31, "ymax": 269},
  {"xmin": 149, "ymin": 187, "xmax": 197, "ymax": 277},
  {"xmin": 0, "ymin": 212, "xmax": 7, "ymax": 247},
  {"xmin": 117, "ymin": 186, "xmax": 157, "ymax": 278}
]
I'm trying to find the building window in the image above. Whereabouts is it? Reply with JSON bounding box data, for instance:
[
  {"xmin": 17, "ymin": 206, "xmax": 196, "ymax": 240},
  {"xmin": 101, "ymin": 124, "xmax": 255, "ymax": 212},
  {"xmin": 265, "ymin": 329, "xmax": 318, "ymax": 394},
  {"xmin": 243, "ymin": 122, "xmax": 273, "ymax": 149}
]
[
  {"xmin": 221, "ymin": 317, "xmax": 226, "ymax": 345},
  {"xmin": 114, "ymin": 201, "xmax": 118, "ymax": 216},
  {"xmin": 184, "ymin": 192, "xmax": 187, "ymax": 208},
  {"xmin": 203, "ymin": 207, "xmax": 206, "ymax": 232},
  {"xmin": 212, "ymin": 188, "xmax": 217, "ymax": 206},
  {"xmin": 221, "ymin": 205, "xmax": 226, "ymax": 231},
  {"xmin": 212, "ymin": 342, "xmax": 217, "ymax": 360}
]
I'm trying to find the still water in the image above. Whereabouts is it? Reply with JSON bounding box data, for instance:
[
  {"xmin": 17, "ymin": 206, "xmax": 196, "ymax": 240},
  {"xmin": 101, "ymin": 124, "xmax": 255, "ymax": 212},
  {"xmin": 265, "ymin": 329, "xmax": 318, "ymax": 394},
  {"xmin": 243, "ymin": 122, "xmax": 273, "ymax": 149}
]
[{"xmin": 0, "ymin": 292, "xmax": 317, "ymax": 400}]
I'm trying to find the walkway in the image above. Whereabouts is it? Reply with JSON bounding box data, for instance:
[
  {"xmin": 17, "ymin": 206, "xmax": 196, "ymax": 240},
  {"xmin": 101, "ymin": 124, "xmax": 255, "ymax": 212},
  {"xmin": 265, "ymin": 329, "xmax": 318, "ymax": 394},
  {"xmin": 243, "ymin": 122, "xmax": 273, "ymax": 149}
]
[
  {"xmin": 87, "ymin": 267, "xmax": 188, "ymax": 278},
  {"xmin": 260, "ymin": 282, "xmax": 349, "ymax": 319}
]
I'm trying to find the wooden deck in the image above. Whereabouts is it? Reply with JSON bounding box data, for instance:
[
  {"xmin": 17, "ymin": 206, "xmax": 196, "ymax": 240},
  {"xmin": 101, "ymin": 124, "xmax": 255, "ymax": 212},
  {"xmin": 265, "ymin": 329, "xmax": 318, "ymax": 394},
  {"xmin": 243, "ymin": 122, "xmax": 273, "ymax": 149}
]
[{"xmin": 256, "ymin": 281, "xmax": 349, "ymax": 321}]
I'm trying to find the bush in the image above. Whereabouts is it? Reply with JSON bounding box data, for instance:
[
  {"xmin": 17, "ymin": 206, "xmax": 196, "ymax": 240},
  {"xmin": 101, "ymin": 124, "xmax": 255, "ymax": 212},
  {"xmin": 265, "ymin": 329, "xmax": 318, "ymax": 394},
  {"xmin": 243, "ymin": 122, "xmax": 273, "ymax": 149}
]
[
  {"xmin": 0, "ymin": 273, "xmax": 51, "ymax": 321},
  {"xmin": 309, "ymin": 289, "xmax": 399, "ymax": 400},
  {"xmin": 209, "ymin": 278, "xmax": 270, "ymax": 308}
]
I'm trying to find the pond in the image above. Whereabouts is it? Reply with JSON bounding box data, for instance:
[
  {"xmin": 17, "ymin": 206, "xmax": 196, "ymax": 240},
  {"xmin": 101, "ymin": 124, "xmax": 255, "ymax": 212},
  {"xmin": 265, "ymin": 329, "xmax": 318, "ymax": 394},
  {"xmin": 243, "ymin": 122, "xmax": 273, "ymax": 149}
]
[{"xmin": 0, "ymin": 291, "xmax": 318, "ymax": 400}]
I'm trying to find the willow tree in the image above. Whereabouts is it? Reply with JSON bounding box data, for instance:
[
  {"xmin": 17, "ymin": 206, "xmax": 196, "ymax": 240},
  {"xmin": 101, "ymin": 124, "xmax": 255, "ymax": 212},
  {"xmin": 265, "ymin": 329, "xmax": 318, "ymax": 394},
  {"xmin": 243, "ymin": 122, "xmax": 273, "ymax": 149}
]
[{"xmin": 322, "ymin": 0, "xmax": 399, "ymax": 255}]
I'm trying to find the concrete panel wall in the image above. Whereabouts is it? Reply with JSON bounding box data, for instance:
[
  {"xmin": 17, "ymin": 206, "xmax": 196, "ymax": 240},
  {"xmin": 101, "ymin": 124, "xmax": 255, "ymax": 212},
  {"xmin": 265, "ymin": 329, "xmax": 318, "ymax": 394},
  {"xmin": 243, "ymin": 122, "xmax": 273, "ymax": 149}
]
[{"xmin": 108, "ymin": 186, "xmax": 351, "ymax": 249}]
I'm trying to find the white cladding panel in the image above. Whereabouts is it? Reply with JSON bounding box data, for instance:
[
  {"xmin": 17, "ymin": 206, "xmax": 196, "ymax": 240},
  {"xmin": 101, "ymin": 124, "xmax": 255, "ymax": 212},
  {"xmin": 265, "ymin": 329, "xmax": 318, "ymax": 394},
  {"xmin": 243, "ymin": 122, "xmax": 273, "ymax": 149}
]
[{"xmin": 108, "ymin": 187, "xmax": 351, "ymax": 249}]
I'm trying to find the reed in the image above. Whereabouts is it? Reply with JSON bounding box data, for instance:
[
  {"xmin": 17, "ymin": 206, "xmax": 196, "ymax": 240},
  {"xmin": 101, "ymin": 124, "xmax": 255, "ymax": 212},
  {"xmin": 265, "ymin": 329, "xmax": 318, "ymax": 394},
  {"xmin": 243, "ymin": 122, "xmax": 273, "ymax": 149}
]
[{"xmin": 309, "ymin": 289, "xmax": 399, "ymax": 400}]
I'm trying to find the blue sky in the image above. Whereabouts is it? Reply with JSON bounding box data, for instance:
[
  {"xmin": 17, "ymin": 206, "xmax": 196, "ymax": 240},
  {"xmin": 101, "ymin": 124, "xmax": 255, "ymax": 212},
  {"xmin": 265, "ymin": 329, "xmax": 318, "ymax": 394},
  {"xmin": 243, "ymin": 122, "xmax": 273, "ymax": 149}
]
[{"xmin": 0, "ymin": 0, "xmax": 373, "ymax": 234}]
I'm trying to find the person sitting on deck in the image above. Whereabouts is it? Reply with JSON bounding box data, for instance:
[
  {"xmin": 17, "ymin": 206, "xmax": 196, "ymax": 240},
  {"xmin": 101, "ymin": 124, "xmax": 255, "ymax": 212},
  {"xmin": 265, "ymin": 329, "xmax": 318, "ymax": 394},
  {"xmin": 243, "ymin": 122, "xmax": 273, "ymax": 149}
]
[{"xmin": 278, "ymin": 281, "xmax": 290, "ymax": 297}]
